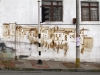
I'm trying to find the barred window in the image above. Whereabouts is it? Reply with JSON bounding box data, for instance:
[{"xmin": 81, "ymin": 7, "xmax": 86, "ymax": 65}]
[
  {"xmin": 81, "ymin": 2, "xmax": 99, "ymax": 21},
  {"xmin": 42, "ymin": 0, "xmax": 63, "ymax": 21}
]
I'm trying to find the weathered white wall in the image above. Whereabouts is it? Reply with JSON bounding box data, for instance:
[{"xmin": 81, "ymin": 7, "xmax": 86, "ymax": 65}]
[
  {"xmin": 80, "ymin": 25, "xmax": 100, "ymax": 62},
  {"xmin": 0, "ymin": 0, "xmax": 76, "ymax": 36},
  {"xmin": 0, "ymin": 0, "xmax": 38, "ymax": 24},
  {"xmin": 0, "ymin": 0, "xmax": 76, "ymax": 29},
  {"xmin": 0, "ymin": 0, "xmax": 100, "ymax": 62},
  {"xmin": 0, "ymin": 0, "xmax": 38, "ymax": 37},
  {"xmin": 79, "ymin": 0, "xmax": 100, "ymax": 62}
]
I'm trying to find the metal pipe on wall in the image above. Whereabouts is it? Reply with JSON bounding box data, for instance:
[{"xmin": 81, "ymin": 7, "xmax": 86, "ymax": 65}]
[
  {"xmin": 37, "ymin": 0, "xmax": 42, "ymax": 64},
  {"xmin": 15, "ymin": 22, "xmax": 17, "ymax": 61},
  {"xmin": 76, "ymin": 0, "xmax": 80, "ymax": 68}
]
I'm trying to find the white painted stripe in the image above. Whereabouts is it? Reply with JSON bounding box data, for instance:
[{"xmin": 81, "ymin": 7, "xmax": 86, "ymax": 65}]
[
  {"xmin": 39, "ymin": 55, "xmax": 41, "ymax": 59},
  {"xmin": 38, "ymin": 39, "xmax": 41, "ymax": 43}
]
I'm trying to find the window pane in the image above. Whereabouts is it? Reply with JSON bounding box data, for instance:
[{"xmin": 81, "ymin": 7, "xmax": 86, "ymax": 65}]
[
  {"xmin": 58, "ymin": 2, "xmax": 62, "ymax": 5},
  {"xmin": 42, "ymin": 2, "xmax": 51, "ymax": 5},
  {"xmin": 44, "ymin": 7, "xmax": 51, "ymax": 21},
  {"xmin": 53, "ymin": 1, "xmax": 62, "ymax": 5},
  {"xmin": 53, "ymin": 7, "xmax": 58, "ymax": 21},
  {"xmin": 90, "ymin": 3, "xmax": 98, "ymax": 6},
  {"xmin": 81, "ymin": 3, "xmax": 89, "ymax": 6},
  {"xmin": 82, "ymin": 8, "xmax": 89, "ymax": 21},
  {"xmin": 53, "ymin": 7, "xmax": 62, "ymax": 21},
  {"xmin": 53, "ymin": 2, "xmax": 58, "ymax": 5},
  {"xmin": 91, "ymin": 8, "xmax": 98, "ymax": 21}
]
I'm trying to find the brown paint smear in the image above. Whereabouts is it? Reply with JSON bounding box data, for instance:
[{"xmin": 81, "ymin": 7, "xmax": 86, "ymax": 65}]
[
  {"xmin": 3, "ymin": 23, "xmax": 76, "ymax": 56},
  {"xmin": 81, "ymin": 37, "xmax": 93, "ymax": 54}
]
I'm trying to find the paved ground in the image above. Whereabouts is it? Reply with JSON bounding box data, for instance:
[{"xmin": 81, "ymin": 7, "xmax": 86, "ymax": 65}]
[
  {"xmin": 0, "ymin": 58, "xmax": 100, "ymax": 72},
  {"xmin": 0, "ymin": 71, "xmax": 100, "ymax": 75}
]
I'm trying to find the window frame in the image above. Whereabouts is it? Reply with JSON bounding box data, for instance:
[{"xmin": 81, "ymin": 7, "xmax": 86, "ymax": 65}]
[
  {"xmin": 81, "ymin": 1, "xmax": 99, "ymax": 21},
  {"xmin": 42, "ymin": 1, "xmax": 63, "ymax": 21}
]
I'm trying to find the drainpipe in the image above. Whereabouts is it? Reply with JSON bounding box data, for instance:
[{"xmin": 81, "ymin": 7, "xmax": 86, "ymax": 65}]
[
  {"xmin": 37, "ymin": 0, "xmax": 42, "ymax": 64},
  {"xmin": 76, "ymin": 0, "xmax": 80, "ymax": 68}
]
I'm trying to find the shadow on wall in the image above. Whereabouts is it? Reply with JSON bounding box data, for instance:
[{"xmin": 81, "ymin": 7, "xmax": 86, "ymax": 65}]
[
  {"xmin": 0, "ymin": 42, "xmax": 6, "ymax": 47},
  {"xmin": 0, "ymin": 42, "xmax": 15, "ymax": 53}
]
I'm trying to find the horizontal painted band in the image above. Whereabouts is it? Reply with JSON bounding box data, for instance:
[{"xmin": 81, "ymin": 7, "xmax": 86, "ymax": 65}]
[
  {"xmin": 38, "ymin": 34, "xmax": 41, "ymax": 39},
  {"xmin": 76, "ymin": 46, "xmax": 80, "ymax": 47},
  {"xmin": 76, "ymin": 58, "xmax": 80, "ymax": 68},
  {"xmin": 39, "ymin": 51, "xmax": 41, "ymax": 55},
  {"xmin": 38, "ymin": 43, "xmax": 41, "ymax": 47},
  {"xmin": 16, "ymin": 24, "xmax": 100, "ymax": 25}
]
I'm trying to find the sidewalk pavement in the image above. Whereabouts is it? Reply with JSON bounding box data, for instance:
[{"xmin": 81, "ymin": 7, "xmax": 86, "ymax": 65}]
[{"xmin": 0, "ymin": 59, "xmax": 100, "ymax": 72}]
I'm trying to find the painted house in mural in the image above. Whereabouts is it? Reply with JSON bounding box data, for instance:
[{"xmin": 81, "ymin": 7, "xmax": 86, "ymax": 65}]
[{"xmin": 0, "ymin": 0, "xmax": 100, "ymax": 62}]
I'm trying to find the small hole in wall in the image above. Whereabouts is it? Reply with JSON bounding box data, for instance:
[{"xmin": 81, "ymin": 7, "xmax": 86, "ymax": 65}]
[{"xmin": 45, "ymin": 50, "xmax": 46, "ymax": 52}]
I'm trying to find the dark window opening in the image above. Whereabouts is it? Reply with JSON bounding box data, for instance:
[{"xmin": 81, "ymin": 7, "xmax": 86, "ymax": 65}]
[{"xmin": 42, "ymin": 0, "xmax": 63, "ymax": 21}]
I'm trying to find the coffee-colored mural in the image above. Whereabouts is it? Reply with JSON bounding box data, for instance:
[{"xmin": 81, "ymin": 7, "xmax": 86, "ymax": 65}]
[
  {"xmin": 2, "ymin": 23, "xmax": 93, "ymax": 56},
  {"xmin": 80, "ymin": 28, "xmax": 93, "ymax": 54}
]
